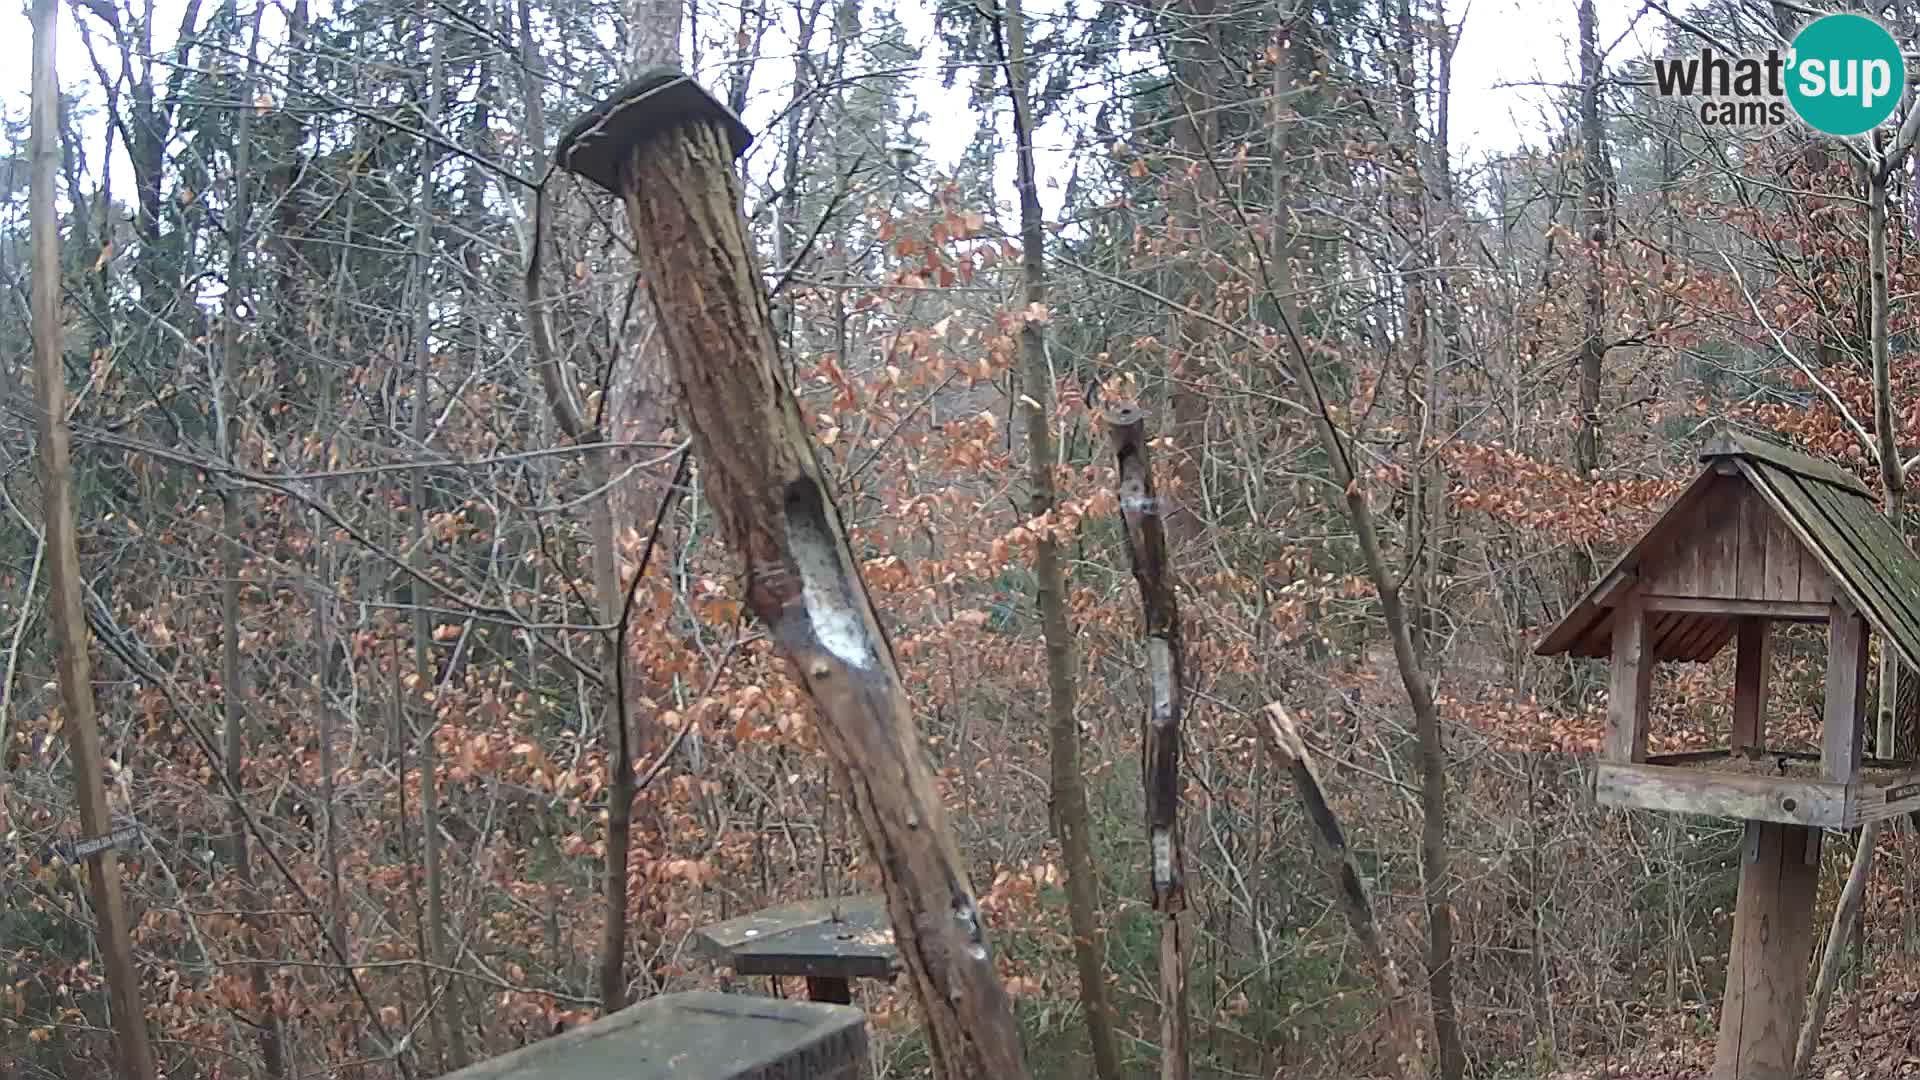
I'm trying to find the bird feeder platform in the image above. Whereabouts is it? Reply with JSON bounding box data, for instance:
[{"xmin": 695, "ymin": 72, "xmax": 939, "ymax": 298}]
[
  {"xmin": 695, "ymin": 894, "xmax": 899, "ymax": 1005},
  {"xmin": 441, "ymin": 991, "xmax": 868, "ymax": 1080},
  {"xmin": 1538, "ymin": 431, "xmax": 1920, "ymax": 1080}
]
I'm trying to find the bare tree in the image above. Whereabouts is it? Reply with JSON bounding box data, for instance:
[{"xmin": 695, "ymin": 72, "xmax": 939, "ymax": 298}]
[
  {"xmin": 993, "ymin": 2, "xmax": 1123, "ymax": 1075},
  {"xmin": 29, "ymin": 0, "xmax": 159, "ymax": 1074}
]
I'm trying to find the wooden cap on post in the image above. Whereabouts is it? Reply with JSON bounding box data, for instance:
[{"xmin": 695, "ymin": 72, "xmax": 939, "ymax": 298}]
[{"xmin": 554, "ymin": 68, "xmax": 752, "ymax": 193}]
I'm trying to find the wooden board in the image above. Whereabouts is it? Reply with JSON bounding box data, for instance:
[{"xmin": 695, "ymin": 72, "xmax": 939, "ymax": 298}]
[
  {"xmin": 442, "ymin": 991, "xmax": 868, "ymax": 1080},
  {"xmin": 1849, "ymin": 769, "xmax": 1920, "ymax": 824},
  {"xmin": 1593, "ymin": 763, "xmax": 1846, "ymax": 827},
  {"xmin": 1701, "ymin": 431, "xmax": 1871, "ymax": 495},
  {"xmin": 696, "ymin": 895, "xmax": 898, "ymax": 982}
]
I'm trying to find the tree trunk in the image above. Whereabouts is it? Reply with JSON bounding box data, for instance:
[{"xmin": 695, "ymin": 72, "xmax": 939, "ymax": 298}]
[
  {"xmin": 1572, "ymin": 0, "xmax": 1613, "ymax": 586},
  {"xmin": 1107, "ymin": 409, "xmax": 1190, "ymax": 1080},
  {"xmin": 217, "ymin": 8, "xmax": 287, "ymax": 1071},
  {"xmin": 997, "ymin": 6, "xmax": 1123, "ymax": 1076},
  {"xmin": 1159, "ymin": 0, "xmax": 1219, "ymax": 551},
  {"xmin": 554, "ymin": 74, "xmax": 1033, "ymax": 1080},
  {"xmin": 29, "ymin": 0, "xmax": 159, "ymax": 1073},
  {"xmin": 409, "ymin": 12, "xmax": 470, "ymax": 1068}
]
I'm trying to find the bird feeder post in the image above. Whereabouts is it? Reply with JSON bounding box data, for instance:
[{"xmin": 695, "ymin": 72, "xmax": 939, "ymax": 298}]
[{"xmin": 551, "ymin": 71, "xmax": 1031, "ymax": 1080}]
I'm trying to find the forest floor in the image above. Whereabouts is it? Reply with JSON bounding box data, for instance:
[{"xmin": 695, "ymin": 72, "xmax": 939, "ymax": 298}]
[{"xmin": 1547, "ymin": 964, "xmax": 1920, "ymax": 1079}]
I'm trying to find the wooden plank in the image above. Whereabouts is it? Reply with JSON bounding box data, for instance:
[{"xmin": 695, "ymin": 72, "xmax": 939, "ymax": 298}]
[
  {"xmin": 1739, "ymin": 462, "xmax": 1897, "ymax": 644},
  {"xmin": 1850, "ymin": 770, "xmax": 1920, "ymax": 825},
  {"xmin": 1703, "ymin": 430, "xmax": 1872, "ymax": 496},
  {"xmin": 1606, "ymin": 599, "xmax": 1654, "ymax": 763},
  {"xmin": 1732, "ymin": 617, "xmax": 1771, "ymax": 755},
  {"xmin": 1646, "ymin": 749, "xmax": 1734, "ymax": 765},
  {"xmin": 1644, "ymin": 610, "xmax": 1690, "ymax": 656},
  {"xmin": 1700, "ymin": 481, "xmax": 1742, "ymax": 599},
  {"xmin": 1593, "ymin": 763, "xmax": 1846, "ymax": 827},
  {"xmin": 1796, "ymin": 537, "xmax": 1835, "ymax": 603},
  {"xmin": 441, "ymin": 991, "xmax": 870, "ymax": 1080},
  {"xmin": 696, "ymin": 895, "xmax": 898, "ymax": 982},
  {"xmin": 1735, "ymin": 487, "xmax": 1772, "ymax": 599},
  {"xmin": 1762, "ymin": 501, "xmax": 1804, "ymax": 602},
  {"xmin": 1638, "ymin": 596, "xmax": 1829, "ymax": 620},
  {"xmin": 1644, "ymin": 478, "xmax": 1734, "ymax": 598},
  {"xmin": 1798, "ymin": 477, "xmax": 1920, "ymax": 633},
  {"xmin": 1712, "ymin": 822, "xmax": 1820, "ymax": 1080},
  {"xmin": 1669, "ymin": 613, "xmax": 1727, "ymax": 661},
  {"xmin": 1805, "ymin": 477, "xmax": 1920, "ymax": 670},
  {"xmin": 1592, "ymin": 568, "xmax": 1638, "ymax": 607},
  {"xmin": 1824, "ymin": 607, "xmax": 1869, "ymax": 784}
]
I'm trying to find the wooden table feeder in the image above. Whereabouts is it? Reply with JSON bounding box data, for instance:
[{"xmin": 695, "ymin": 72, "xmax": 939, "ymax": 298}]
[
  {"xmin": 695, "ymin": 895, "xmax": 900, "ymax": 1005},
  {"xmin": 1537, "ymin": 432, "xmax": 1920, "ymax": 1079},
  {"xmin": 441, "ymin": 991, "xmax": 868, "ymax": 1080}
]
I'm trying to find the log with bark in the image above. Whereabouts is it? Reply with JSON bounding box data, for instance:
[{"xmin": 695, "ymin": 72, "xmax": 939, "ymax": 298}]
[
  {"xmin": 1106, "ymin": 406, "xmax": 1190, "ymax": 1080},
  {"xmin": 552, "ymin": 69, "xmax": 1031, "ymax": 1080}
]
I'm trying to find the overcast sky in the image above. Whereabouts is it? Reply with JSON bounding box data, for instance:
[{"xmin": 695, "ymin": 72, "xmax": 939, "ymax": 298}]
[{"xmin": 0, "ymin": 0, "xmax": 1651, "ymax": 219}]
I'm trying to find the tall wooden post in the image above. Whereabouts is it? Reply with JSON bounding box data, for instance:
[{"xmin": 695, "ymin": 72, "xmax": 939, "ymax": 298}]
[{"xmin": 552, "ymin": 70, "xmax": 1031, "ymax": 1080}]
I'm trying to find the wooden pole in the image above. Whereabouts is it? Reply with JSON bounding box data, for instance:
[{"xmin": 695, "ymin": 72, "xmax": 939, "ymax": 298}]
[
  {"xmin": 552, "ymin": 70, "xmax": 1031, "ymax": 1080},
  {"xmin": 29, "ymin": 0, "xmax": 160, "ymax": 1075},
  {"xmin": 1713, "ymin": 821, "xmax": 1818, "ymax": 1080},
  {"xmin": 1105, "ymin": 407, "xmax": 1189, "ymax": 1080}
]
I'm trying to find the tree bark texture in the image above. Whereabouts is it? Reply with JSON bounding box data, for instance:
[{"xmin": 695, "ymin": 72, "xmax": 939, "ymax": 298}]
[
  {"xmin": 583, "ymin": 101, "xmax": 1032, "ymax": 1080},
  {"xmin": 30, "ymin": 0, "xmax": 160, "ymax": 1073},
  {"xmin": 998, "ymin": 3, "xmax": 1124, "ymax": 1074},
  {"xmin": 1107, "ymin": 408, "xmax": 1190, "ymax": 1080}
]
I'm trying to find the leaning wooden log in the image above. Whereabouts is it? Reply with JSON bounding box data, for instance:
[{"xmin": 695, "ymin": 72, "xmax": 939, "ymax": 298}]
[
  {"xmin": 1105, "ymin": 406, "xmax": 1190, "ymax": 1080},
  {"xmin": 1260, "ymin": 704, "xmax": 1425, "ymax": 1080},
  {"xmin": 552, "ymin": 70, "xmax": 1032, "ymax": 1080}
]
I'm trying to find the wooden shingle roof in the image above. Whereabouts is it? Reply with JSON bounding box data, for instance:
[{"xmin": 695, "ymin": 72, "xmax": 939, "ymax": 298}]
[{"xmin": 1536, "ymin": 432, "xmax": 1920, "ymax": 671}]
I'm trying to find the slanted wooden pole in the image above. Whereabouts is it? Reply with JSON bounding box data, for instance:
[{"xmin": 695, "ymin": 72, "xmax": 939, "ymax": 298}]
[
  {"xmin": 29, "ymin": 1, "xmax": 160, "ymax": 1076},
  {"xmin": 553, "ymin": 70, "xmax": 1031, "ymax": 1080},
  {"xmin": 1105, "ymin": 407, "xmax": 1189, "ymax": 1080},
  {"xmin": 1260, "ymin": 705, "xmax": 1423, "ymax": 1079}
]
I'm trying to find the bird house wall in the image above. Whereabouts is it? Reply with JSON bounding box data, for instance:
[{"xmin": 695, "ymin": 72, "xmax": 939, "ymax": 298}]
[{"xmin": 1637, "ymin": 478, "xmax": 1835, "ymax": 604}]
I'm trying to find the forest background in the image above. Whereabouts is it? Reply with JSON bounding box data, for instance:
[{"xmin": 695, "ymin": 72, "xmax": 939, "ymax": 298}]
[{"xmin": 5, "ymin": 0, "xmax": 1919, "ymax": 1077}]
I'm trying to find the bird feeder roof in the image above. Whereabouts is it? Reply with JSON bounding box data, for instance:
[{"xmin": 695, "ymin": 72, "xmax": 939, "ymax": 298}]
[{"xmin": 1536, "ymin": 431, "xmax": 1920, "ymax": 672}]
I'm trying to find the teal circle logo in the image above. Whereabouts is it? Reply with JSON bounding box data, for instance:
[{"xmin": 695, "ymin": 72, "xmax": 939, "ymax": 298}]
[{"xmin": 1787, "ymin": 13, "xmax": 1905, "ymax": 137}]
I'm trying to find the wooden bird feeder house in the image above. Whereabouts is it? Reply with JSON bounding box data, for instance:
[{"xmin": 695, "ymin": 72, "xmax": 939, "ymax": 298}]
[{"xmin": 1538, "ymin": 431, "xmax": 1920, "ymax": 1079}]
